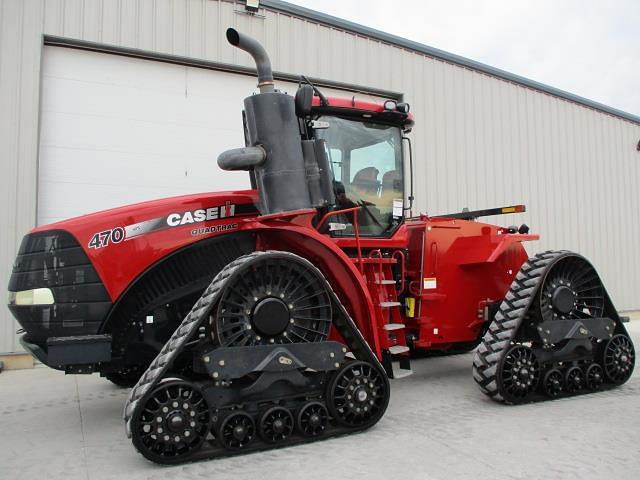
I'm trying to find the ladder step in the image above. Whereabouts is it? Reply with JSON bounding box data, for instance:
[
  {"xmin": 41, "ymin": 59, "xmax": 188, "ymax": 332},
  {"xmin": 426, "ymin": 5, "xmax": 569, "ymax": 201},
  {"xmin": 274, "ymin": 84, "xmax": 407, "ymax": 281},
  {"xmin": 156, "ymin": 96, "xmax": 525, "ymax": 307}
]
[
  {"xmin": 392, "ymin": 367, "xmax": 413, "ymax": 379},
  {"xmin": 373, "ymin": 279, "xmax": 397, "ymax": 285},
  {"xmin": 379, "ymin": 301, "xmax": 401, "ymax": 308},
  {"xmin": 388, "ymin": 345, "xmax": 410, "ymax": 355},
  {"xmin": 383, "ymin": 323, "xmax": 405, "ymax": 331}
]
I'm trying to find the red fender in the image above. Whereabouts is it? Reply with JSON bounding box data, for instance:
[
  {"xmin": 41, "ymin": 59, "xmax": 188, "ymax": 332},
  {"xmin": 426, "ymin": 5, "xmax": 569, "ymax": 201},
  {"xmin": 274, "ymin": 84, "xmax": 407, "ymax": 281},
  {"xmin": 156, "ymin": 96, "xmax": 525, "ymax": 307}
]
[{"xmin": 247, "ymin": 222, "xmax": 383, "ymax": 359}]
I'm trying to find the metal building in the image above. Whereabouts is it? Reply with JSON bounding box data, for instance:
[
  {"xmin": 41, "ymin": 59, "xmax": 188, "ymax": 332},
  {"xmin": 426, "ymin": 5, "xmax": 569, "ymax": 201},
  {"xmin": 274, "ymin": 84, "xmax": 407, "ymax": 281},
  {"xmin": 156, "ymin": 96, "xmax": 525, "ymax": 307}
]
[{"xmin": 1, "ymin": 0, "xmax": 639, "ymax": 355}]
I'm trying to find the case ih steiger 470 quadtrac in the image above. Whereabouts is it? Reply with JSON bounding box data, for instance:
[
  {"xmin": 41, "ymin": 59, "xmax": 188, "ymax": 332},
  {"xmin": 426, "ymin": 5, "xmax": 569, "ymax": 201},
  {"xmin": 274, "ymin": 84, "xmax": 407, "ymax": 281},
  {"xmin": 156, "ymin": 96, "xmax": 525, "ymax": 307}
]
[{"xmin": 8, "ymin": 29, "xmax": 635, "ymax": 464}]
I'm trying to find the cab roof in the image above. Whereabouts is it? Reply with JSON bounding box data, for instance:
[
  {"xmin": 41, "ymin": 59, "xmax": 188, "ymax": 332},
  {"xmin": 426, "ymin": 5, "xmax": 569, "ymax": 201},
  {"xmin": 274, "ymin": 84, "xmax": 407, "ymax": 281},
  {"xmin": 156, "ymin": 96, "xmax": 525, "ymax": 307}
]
[{"xmin": 311, "ymin": 96, "xmax": 414, "ymax": 128}]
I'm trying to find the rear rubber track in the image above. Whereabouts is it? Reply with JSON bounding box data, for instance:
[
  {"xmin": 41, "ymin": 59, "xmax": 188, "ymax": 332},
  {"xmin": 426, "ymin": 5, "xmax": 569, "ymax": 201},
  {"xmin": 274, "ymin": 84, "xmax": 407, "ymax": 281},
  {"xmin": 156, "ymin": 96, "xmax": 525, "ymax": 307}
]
[{"xmin": 472, "ymin": 250, "xmax": 633, "ymax": 403}]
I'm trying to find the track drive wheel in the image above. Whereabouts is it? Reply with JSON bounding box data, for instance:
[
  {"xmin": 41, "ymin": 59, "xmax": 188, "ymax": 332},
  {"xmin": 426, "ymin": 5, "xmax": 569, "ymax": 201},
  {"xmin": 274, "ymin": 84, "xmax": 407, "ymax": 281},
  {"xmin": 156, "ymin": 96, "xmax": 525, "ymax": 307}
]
[
  {"xmin": 327, "ymin": 361, "xmax": 389, "ymax": 429},
  {"xmin": 218, "ymin": 411, "xmax": 256, "ymax": 450},
  {"xmin": 602, "ymin": 334, "xmax": 635, "ymax": 384},
  {"xmin": 542, "ymin": 368, "xmax": 563, "ymax": 398},
  {"xmin": 213, "ymin": 253, "xmax": 332, "ymax": 347},
  {"xmin": 296, "ymin": 401, "xmax": 329, "ymax": 437},
  {"xmin": 130, "ymin": 380, "xmax": 210, "ymax": 464},
  {"xmin": 258, "ymin": 406, "xmax": 294, "ymax": 443},
  {"xmin": 499, "ymin": 345, "xmax": 540, "ymax": 403}
]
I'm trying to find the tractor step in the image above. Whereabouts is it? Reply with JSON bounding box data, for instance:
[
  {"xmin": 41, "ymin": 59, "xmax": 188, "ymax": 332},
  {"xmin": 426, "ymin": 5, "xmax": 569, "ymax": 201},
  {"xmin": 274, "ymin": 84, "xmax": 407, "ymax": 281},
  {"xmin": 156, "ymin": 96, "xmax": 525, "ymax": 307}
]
[
  {"xmin": 379, "ymin": 301, "xmax": 401, "ymax": 308},
  {"xmin": 383, "ymin": 349, "xmax": 412, "ymax": 379},
  {"xmin": 383, "ymin": 323, "xmax": 405, "ymax": 331},
  {"xmin": 388, "ymin": 345, "xmax": 410, "ymax": 355},
  {"xmin": 392, "ymin": 365, "xmax": 413, "ymax": 379}
]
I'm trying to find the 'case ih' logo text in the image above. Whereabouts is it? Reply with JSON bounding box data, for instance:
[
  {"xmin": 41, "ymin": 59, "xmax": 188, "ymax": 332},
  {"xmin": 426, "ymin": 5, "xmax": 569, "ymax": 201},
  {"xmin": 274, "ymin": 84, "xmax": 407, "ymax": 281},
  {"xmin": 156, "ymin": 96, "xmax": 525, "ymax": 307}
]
[
  {"xmin": 166, "ymin": 202, "xmax": 235, "ymax": 227},
  {"xmin": 88, "ymin": 202, "xmax": 237, "ymax": 249}
]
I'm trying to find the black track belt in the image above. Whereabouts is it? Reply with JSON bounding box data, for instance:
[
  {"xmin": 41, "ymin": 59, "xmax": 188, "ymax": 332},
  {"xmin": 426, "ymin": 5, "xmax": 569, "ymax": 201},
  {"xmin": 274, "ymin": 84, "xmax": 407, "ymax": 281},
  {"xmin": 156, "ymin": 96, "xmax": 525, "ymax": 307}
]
[{"xmin": 124, "ymin": 250, "xmax": 385, "ymax": 437}]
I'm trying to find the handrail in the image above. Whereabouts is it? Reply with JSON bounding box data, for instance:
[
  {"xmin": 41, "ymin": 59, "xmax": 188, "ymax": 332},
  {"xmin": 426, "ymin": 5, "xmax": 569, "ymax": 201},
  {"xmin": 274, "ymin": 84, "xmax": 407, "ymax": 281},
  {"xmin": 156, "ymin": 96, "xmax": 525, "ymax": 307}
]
[
  {"xmin": 392, "ymin": 250, "xmax": 406, "ymax": 292},
  {"xmin": 315, "ymin": 206, "xmax": 364, "ymax": 273}
]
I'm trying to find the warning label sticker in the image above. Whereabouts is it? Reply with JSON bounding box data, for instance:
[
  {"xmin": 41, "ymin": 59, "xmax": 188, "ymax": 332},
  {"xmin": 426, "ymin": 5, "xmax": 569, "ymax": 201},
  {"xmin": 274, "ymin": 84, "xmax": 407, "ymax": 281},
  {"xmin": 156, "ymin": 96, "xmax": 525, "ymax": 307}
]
[{"xmin": 423, "ymin": 277, "xmax": 437, "ymax": 289}]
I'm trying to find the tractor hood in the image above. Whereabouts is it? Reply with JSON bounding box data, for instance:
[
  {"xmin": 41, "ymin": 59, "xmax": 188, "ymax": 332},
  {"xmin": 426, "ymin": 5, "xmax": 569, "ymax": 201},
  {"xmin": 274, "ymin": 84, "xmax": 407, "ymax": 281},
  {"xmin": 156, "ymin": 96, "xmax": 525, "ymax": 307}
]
[{"xmin": 28, "ymin": 190, "xmax": 259, "ymax": 300}]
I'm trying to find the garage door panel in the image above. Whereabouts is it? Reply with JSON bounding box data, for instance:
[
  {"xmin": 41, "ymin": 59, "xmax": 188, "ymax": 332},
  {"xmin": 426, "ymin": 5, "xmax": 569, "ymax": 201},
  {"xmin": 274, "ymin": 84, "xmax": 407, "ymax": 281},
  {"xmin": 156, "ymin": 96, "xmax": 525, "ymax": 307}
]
[
  {"xmin": 40, "ymin": 109, "xmax": 243, "ymax": 160},
  {"xmin": 44, "ymin": 47, "xmax": 187, "ymax": 94},
  {"xmin": 41, "ymin": 77, "xmax": 189, "ymax": 125},
  {"xmin": 38, "ymin": 46, "xmax": 385, "ymax": 225},
  {"xmin": 38, "ymin": 144, "xmax": 247, "ymax": 196}
]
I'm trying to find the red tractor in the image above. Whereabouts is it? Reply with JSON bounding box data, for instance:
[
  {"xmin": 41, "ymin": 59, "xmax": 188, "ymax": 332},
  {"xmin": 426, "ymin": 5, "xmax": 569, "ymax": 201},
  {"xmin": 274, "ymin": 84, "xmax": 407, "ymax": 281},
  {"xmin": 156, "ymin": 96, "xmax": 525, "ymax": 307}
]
[{"xmin": 8, "ymin": 29, "xmax": 635, "ymax": 463}]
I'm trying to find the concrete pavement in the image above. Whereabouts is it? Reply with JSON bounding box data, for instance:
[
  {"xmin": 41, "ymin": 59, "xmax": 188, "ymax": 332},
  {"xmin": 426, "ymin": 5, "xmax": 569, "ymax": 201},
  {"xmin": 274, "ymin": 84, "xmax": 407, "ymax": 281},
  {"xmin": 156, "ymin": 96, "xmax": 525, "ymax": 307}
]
[{"xmin": 1, "ymin": 322, "xmax": 638, "ymax": 480}]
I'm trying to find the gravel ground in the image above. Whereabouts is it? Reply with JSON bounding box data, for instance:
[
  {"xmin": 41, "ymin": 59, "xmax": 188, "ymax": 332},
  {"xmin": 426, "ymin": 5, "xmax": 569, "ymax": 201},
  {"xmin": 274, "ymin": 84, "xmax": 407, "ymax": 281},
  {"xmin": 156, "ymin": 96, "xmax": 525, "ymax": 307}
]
[{"xmin": 1, "ymin": 321, "xmax": 638, "ymax": 480}]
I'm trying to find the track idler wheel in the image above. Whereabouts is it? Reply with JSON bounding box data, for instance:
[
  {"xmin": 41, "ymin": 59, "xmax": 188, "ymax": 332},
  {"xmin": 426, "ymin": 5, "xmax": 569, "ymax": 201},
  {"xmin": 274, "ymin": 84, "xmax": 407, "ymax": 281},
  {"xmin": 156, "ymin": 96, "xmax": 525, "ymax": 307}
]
[
  {"xmin": 602, "ymin": 334, "xmax": 635, "ymax": 384},
  {"xmin": 499, "ymin": 345, "xmax": 540, "ymax": 403},
  {"xmin": 131, "ymin": 380, "xmax": 210, "ymax": 464},
  {"xmin": 218, "ymin": 411, "xmax": 256, "ymax": 450},
  {"xmin": 258, "ymin": 406, "xmax": 294, "ymax": 443},
  {"xmin": 327, "ymin": 361, "xmax": 389, "ymax": 429},
  {"xmin": 542, "ymin": 368, "xmax": 563, "ymax": 398},
  {"xmin": 585, "ymin": 363, "xmax": 604, "ymax": 390},
  {"xmin": 564, "ymin": 366, "xmax": 584, "ymax": 393},
  {"xmin": 297, "ymin": 401, "xmax": 329, "ymax": 437}
]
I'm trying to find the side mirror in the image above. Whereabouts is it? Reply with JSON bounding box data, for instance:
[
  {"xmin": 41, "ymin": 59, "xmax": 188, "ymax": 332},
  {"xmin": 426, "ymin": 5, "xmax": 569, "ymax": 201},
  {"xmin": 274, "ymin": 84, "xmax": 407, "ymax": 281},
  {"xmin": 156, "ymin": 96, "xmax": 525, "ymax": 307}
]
[{"xmin": 295, "ymin": 84, "xmax": 314, "ymax": 117}]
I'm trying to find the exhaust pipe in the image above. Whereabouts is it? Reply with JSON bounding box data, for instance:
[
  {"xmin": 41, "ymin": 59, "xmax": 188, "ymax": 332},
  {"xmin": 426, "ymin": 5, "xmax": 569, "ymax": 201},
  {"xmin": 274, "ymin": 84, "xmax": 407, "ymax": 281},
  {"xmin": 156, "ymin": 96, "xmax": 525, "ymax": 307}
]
[{"xmin": 226, "ymin": 28, "xmax": 274, "ymax": 93}]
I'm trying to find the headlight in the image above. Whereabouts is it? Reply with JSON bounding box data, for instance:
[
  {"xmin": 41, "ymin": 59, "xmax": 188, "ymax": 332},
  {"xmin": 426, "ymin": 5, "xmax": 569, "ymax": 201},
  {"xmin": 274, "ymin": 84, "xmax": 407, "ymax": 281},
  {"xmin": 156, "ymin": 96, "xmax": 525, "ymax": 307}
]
[{"xmin": 8, "ymin": 288, "xmax": 55, "ymax": 306}]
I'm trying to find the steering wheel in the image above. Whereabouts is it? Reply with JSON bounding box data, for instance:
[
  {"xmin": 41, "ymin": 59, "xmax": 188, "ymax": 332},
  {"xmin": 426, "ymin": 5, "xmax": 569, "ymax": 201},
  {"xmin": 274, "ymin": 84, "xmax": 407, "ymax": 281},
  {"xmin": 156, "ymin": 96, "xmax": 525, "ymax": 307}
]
[{"xmin": 357, "ymin": 200, "xmax": 382, "ymax": 228}]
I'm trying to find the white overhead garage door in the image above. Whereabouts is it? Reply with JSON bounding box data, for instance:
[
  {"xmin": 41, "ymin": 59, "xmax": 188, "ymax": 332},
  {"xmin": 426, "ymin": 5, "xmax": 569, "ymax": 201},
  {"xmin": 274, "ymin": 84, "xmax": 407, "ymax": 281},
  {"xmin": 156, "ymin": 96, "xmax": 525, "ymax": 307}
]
[{"xmin": 38, "ymin": 46, "xmax": 386, "ymax": 225}]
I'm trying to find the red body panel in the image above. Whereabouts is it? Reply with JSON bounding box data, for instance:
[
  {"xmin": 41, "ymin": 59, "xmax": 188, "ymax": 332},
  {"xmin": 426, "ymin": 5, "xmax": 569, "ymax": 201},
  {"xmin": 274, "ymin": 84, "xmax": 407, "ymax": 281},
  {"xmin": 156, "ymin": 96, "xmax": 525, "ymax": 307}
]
[
  {"xmin": 30, "ymin": 188, "xmax": 537, "ymax": 358},
  {"xmin": 404, "ymin": 217, "xmax": 536, "ymax": 346},
  {"xmin": 33, "ymin": 190, "xmax": 259, "ymax": 300}
]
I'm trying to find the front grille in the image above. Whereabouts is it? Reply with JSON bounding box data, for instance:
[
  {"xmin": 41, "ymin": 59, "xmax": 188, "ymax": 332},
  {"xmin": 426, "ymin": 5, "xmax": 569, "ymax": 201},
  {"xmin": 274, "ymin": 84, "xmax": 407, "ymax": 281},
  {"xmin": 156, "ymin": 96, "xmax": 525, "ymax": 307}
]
[{"xmin": 8, "ymin": 230, "xmax": 112, "ymax": 343}]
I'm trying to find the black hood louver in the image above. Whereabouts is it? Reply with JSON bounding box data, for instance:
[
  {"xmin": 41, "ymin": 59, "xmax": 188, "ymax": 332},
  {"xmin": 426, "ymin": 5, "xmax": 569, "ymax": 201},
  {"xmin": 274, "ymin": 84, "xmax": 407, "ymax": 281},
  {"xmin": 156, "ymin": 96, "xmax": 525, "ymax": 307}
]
[{"xmin": 8, "ymin": 230, "xmax": 111, "ymax": 343}]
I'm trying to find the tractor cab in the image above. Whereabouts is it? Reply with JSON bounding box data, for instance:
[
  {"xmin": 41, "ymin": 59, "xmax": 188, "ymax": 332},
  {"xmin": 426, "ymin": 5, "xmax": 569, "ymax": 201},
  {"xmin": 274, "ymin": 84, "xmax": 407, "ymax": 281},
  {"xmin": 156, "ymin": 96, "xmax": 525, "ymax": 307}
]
[
  {"xmin": 303, "ymin": 93, "xmax": 414, "ymax": 237},
  {"xmin": 216, "ymin": 32, "xmax": 413, "ymax": 237}
]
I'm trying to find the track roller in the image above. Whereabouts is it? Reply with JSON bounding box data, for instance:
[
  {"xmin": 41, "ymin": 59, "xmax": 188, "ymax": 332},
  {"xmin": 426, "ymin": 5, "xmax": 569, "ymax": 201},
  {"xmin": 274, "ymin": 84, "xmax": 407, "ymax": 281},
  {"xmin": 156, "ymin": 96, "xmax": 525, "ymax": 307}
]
[
  {"xmin": 585, "ymin": 363, "xmax": 604, "ymax": 390},
  {"xmin": 564, "ymin": 366, "xmax": 584, "ymax": 393},
  {"xmin": 541, "ymin": 368, "xmax": 563, "ymax": 398},
  {"xmin": 258, "ymin": 406, "xmax": 294, "ymax": 443},
  {"xmin": 218, "ymin": 411, "xmax": 256, "ymax": 450},
  {"xmin": 296, "ymin": 401, "xmax": 329, "ymax": 437}
]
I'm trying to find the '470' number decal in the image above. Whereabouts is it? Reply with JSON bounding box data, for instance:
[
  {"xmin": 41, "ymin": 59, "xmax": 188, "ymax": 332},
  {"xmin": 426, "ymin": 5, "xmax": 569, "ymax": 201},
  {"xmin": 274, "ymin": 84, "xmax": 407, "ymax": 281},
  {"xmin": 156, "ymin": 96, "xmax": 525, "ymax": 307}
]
[{"xmin": 88, "ymin": 227, "xmax": 125, "ymax": 249}]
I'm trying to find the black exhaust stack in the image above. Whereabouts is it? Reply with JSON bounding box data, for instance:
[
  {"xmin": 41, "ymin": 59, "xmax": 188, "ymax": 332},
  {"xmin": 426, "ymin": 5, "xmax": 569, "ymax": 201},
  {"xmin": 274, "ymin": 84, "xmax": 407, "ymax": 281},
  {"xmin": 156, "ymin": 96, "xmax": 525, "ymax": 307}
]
[
  {"xmin": 218, "ymin": 28, "xmax": 334, "ymax": 215},
  {"xmin": 225, "ymin": 28, "xmax": 274, "ymax": 93}
]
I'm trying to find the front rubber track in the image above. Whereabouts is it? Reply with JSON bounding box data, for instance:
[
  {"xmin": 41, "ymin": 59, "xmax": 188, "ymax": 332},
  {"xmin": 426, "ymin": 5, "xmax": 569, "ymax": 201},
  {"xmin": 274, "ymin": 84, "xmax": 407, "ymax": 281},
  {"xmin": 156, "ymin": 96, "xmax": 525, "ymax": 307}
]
[{"xmin": 124, "ymin": 250, "xmax": 389, "ymax": 463}]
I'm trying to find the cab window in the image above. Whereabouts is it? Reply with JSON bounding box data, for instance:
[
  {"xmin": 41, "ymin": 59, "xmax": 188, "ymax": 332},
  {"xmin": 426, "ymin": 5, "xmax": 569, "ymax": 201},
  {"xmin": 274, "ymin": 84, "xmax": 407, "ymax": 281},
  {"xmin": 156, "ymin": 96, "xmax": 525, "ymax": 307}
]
[{"xmin": 316, "ymin": 116, "xmax": 404, "ymax": 236}]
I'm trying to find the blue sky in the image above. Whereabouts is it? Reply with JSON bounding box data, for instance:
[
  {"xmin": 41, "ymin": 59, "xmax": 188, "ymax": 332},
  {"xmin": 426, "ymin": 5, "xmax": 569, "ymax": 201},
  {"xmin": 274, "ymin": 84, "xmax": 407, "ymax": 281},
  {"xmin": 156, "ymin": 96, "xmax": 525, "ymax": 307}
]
[{"xmin": 287, "ymin": 0, "xmax": 640, "ymax": 116}]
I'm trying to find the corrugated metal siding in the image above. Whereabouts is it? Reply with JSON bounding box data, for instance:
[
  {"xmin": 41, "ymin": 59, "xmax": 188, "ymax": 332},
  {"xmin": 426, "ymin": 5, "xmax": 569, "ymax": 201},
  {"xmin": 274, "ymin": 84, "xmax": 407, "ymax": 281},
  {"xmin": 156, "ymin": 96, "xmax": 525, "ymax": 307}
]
[
  {"xmin": 0, "ymin": 0, "xmax": 638, "ymax": 352},
  {"xmin": 0, "ymin": 0, "xmax": 45, "ymax": 353}
]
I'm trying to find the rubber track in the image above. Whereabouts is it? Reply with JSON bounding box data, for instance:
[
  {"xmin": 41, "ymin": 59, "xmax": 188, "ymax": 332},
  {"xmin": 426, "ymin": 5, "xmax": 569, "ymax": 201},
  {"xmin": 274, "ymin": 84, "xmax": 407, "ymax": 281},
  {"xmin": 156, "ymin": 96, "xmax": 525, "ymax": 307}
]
[
  {"xmin": 124, "ymin": 250, "xmax": 384, "ymax": 437},
  {"xmin": 472, "ymin": 250, "xmax": 567, "ymax": 402}
]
